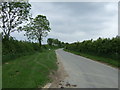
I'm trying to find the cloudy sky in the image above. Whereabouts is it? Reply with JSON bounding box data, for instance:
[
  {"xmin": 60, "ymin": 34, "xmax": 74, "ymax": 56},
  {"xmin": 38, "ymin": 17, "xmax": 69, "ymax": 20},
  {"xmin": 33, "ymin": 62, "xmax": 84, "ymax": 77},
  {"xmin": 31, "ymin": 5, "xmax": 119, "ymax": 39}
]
[{"xmin": 11, "ymin": 2, "xmax": 118, "ymax": 44}]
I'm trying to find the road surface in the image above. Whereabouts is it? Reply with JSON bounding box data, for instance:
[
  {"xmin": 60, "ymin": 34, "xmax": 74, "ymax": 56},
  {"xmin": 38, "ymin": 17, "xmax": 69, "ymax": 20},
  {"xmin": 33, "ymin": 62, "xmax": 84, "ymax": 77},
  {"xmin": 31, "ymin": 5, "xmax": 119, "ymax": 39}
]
[{"xmin": 55, "ymin": 49, "xmax": 118, "ymax": 88}]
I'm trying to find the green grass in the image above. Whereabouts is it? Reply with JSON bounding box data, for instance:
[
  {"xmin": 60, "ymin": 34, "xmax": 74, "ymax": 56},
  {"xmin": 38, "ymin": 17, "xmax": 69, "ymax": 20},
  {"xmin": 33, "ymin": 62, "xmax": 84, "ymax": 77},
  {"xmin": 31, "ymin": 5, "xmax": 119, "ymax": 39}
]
[
  {"xmin": 64, "ymin": 49, "xmax": 119, "ymax": 68},
  {"xmin": 2, "ymin": 49, "xmax": 58, "ymax": 88},
  {"xmin": 0, "ymin": 41, "xmax": 2, "ymax": 89},
  {"xmin": 0, "ymin": 66, "xmax": 2, "ymax": 89}
]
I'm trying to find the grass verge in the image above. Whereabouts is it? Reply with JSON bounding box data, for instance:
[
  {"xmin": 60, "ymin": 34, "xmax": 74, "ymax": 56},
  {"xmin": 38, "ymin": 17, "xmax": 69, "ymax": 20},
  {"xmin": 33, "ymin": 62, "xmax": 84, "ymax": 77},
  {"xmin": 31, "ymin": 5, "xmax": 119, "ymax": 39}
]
[
  {"xmin": 3, "ymin": 49, "xmax": 58, "ymax": 88},
  {"xmin": 64, "ymin": 49, "xmax": 119, "ymax": 68}
]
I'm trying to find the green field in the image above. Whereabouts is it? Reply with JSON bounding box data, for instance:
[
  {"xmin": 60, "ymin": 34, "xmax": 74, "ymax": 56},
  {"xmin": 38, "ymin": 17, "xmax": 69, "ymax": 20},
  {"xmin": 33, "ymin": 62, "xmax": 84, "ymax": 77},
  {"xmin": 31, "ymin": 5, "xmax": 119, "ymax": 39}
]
[
  {"xmin": 64, "ymin": 49, "xmax": 119, "ymax": 68},
  {"xmin": 3, "ymin": 49, "xmax": 58, "ymax": 88}
]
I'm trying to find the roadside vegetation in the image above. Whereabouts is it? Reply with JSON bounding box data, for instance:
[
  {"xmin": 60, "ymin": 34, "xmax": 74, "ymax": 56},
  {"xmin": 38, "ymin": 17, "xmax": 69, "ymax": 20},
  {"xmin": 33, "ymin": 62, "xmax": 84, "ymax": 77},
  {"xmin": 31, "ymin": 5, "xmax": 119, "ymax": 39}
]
[
  {"xmin": 0, "ymin": 1, "xmax": 64, "ymax": 88},
  {"xmin": 65, "ymin": 37, "xmax": 120, "ymax": 68},
  {"xmin": 2, "ymin": 35, "xmax": 64, "ymax": 88},
  {"xmin": 0, "ymin": 33, "xmax": 2, "ymax": 89},
  {"xmin": 2, "ymin": 37, "xmax": 40, "ymax": 64},
  {"xmin": 2, "ymin": 36, "xmax": 64, "ymax": 88},
  {"xmin": 3, "ymin": 49, "xmax": 58, "ymax": 88}
]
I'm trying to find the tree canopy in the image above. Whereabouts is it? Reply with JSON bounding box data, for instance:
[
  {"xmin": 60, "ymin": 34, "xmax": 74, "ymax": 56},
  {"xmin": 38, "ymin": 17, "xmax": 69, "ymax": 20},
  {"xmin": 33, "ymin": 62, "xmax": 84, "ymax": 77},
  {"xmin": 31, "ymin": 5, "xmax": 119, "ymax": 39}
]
[
  {"xmin": 24, "ymin": 15, "xmax": 51, "ymax": 47},
  {"xmin": 0, "ymin": 2, "xmax": 31, "ymax": 39},
  {"xmin": 47, "ymin": 38, "xmax": 64, "ymax": 48}
]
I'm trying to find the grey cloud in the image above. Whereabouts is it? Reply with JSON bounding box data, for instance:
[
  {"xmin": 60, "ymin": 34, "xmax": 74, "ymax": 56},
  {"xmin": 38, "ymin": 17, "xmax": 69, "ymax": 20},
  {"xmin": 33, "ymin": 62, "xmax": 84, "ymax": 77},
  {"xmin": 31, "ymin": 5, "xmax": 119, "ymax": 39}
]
[
  {"xmin": 52, "ymin": 2, "xmax": 116, "ymax": 17},
  {"xmin": 32, "ymin": 2, "xmax": 118, "ymax": 43},
  {"xmin": 11, "ymin": 2, "xmax": 118, "ymax": 43}
]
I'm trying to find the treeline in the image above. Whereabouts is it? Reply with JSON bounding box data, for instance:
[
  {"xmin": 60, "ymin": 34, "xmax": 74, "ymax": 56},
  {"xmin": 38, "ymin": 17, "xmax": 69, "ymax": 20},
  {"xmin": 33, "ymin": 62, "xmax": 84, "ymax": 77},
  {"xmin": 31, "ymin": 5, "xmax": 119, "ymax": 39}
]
[
  {"xmin": 2, "ymin": 37, "xmax": 40, "ymax": 63},
  {"xmin": 47, "ymin": 38, "xmax": 65, "ymax": 48},
  {"xmin": 66, "ymin": 37, "xmax": 120, "ymax": 66}
]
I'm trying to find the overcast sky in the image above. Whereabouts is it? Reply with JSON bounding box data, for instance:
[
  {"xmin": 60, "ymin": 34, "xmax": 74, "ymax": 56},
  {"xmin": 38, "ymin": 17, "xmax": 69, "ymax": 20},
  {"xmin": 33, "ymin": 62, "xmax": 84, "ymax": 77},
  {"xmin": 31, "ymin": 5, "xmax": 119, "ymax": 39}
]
[{"xmin": 11, "ymin": 2, "xmax": 118, "ymax": 44}]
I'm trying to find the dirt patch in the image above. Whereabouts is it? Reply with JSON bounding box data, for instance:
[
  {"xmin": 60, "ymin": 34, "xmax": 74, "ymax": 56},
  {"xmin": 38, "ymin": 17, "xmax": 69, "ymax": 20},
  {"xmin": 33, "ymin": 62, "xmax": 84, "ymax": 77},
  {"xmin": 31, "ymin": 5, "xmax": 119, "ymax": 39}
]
[
  {"xmin": 58, "ymin": 81, "xmax": 77, "ymax": 88},
  {"xmin": 5, "ymin": 62, "xmax": 9, "ymax": 65},
  {"xmin": 49, "ymin": 51, "xmax": 69, "ymax": 88}
]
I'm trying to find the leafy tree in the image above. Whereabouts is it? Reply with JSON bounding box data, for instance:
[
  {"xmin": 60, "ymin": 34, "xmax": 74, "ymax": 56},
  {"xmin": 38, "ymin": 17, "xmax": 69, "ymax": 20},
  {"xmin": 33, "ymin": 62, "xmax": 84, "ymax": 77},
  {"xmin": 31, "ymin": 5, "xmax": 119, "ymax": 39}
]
[
  {"xmin": 53, "ymin": 39, "xmax": 59, "ymax": 46},
  {"xmin": 47, "ymin": 38, "xmax": 65, "ymax": 48},
  {"xmin": 24, "ymin": 15, "xmax": 51, "ymax": 48},
  {"xmin": 47, "ymin": 38, "xmax": 53, "ymax": 46},
  {"xmin": 0, "ymin": 2, "xmax": 31, "ymax": 39}
]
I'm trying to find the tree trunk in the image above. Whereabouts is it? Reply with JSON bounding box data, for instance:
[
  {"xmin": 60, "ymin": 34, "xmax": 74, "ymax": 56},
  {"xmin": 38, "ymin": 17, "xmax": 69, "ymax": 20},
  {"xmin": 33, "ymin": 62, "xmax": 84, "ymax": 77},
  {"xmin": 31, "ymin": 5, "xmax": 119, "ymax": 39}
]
[
  {"xmin": 38, "ymin": 34, "xmax": 42, "ymax": 49},
  {"xmin": 4, "ymin": 34, "xmax": 10, "ymax": 40},
  {"xmin": 38, "ymin": 38, "xmax": 41, "ymax": 47}
]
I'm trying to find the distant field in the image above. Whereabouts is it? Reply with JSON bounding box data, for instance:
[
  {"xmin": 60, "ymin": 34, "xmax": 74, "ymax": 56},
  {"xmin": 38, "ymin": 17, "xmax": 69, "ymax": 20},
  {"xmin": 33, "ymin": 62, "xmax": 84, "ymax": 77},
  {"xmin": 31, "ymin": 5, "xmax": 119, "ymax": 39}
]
[
  {"xmin": 64, "ymin": 49, "xmax": 119, "ymax": 68},
  {"xmin": 3, "ymin": 49, "xmax": 58, "ymax": 88}
]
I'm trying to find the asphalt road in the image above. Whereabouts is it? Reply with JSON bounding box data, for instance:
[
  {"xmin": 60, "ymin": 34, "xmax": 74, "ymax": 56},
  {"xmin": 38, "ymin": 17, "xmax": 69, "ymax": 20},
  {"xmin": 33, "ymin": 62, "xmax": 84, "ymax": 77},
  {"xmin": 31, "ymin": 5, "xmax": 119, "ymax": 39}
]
[{"xmin": 56, "ymin": 49, "xmax": 118, "ymax": 88}]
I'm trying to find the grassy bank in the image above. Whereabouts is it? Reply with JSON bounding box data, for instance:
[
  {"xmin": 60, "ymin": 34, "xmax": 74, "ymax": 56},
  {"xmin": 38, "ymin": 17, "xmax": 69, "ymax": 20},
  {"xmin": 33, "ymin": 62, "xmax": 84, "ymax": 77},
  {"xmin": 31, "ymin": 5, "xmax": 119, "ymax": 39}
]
[
  {"xmin": 3, "ymin": 49, "xmax": 58, "ymax": 88},
  {"xmin": 64, "ymin": 49, "xmax": 119, "ymax": 68}
]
